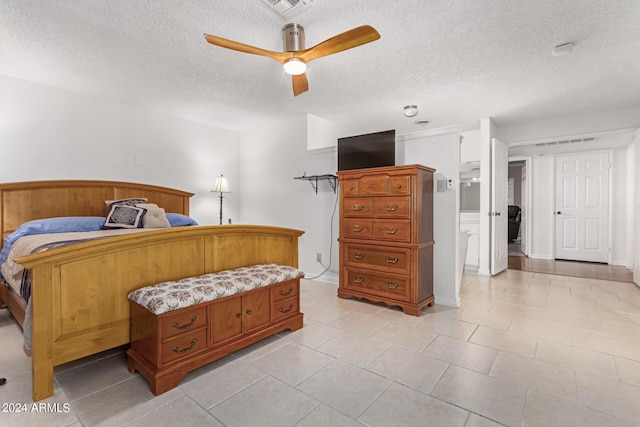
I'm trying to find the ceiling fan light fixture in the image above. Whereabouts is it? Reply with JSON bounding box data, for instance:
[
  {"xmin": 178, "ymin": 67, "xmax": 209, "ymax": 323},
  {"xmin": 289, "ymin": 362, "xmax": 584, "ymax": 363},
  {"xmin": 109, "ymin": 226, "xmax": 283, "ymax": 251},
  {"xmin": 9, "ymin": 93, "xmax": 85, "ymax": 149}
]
[
  {"xmin": 403, "ymin": 105, "xmax": 418, "ymax": 117},
  {"xmin": 283, "ymin": 58, "xmax": 307, "ymax": 75}
]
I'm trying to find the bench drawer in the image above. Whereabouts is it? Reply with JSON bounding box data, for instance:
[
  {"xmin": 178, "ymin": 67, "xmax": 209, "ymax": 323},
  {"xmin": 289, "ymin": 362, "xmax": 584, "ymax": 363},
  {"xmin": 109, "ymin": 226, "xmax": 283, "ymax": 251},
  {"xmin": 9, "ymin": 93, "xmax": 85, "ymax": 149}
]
[
  {"xmin": 273, "ymin": 297, "xmax": 299, "ymax": 321},
  {"xmin": 161, "ymin": 328, "xmax": 207, "ymax": 365},
  {"xmin": 272, "ymin": 280, "xmax": 299, "ymax": 302},
  {"xmin": 160, "ymin": 306, "xmax": 207, "ymax": 340}
]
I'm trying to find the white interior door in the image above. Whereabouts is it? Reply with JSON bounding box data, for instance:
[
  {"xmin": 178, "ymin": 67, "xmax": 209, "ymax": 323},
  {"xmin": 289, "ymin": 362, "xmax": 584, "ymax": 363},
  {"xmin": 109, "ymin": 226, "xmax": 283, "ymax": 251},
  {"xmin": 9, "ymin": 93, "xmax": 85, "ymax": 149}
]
[
  {"xmin": 554, "ymin": 152, "xmax": 609, "ymax": 263},
  {"xmin": 520, "ymin": 161, "xmax": 528, "ymax": 256},
  {"xmin": 491, "ymin": 138, "xmax": 508, "ymax": 274}
]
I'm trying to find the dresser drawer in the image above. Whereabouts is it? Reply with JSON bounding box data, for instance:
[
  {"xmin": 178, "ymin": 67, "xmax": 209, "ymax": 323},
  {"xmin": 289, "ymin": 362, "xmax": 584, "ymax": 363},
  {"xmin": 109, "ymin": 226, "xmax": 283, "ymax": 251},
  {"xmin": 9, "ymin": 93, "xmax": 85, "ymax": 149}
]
[
  {"xmin": 343, "ymin": 198, "xmax": 373, "ymax": 217},
  {"xmin": 373, "ymin": 220, "xmax": 411, "ymax": 242},
  {"xmin": 273, "ymin": 297, "xmax": 299, "ymax": 321},
  {"xmin": 373, "ymin": 197, "xmax": 410, "ymax": 218},
  {"xmin": 359, "ymin": 175, "xmax": 389, "ymax": 195},
  {"xmin": 343, "ymin": 267, "xmax": 410, "ymax": 301},
  {"xmin": 342, "ymin": 219, "xmax": 373, "ymax": 239},
  {"xmin": 272, "ymin": 280, "xmax": 299, "ymax": 302},
  {"xmin": 343, "ymin": 179, "xmax": 359, "ymax": 196},
  {"xmin": 343, "ymin": 243, "xmax": 410, "ymax": 273},
  {"xmin": 160, "ymin": 306, "xmax": 207, "ymax": 340},
  {"xmin": 161, "ymin": 327, "xmax": 207, "ymax": 365},
  {"xmin": 389, "ymin": 176, "xmax": 411, "ymax": 195}
]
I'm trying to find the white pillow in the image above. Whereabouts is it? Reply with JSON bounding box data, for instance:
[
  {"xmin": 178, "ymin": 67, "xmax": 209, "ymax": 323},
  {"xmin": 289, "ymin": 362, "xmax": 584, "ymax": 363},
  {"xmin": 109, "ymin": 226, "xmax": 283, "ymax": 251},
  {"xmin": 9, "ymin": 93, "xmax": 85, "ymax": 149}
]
[{"xmin": 136, "ymin": 203, "xmax": 170, "ymax": 228}]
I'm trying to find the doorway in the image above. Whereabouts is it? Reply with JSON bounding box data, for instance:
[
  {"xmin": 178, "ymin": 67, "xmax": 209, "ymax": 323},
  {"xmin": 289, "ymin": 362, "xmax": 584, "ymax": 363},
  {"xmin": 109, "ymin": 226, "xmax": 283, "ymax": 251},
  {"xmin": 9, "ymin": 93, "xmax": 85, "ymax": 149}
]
[{"xmin": 507, "ymin": 157, "xmax": 530, "ymax": 259}]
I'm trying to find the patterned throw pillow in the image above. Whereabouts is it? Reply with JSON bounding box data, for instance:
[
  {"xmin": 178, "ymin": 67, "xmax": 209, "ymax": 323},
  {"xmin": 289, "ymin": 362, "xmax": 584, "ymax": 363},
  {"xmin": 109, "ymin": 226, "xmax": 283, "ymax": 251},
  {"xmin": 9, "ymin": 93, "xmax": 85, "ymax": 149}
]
[{"xmin": 103, "ymin": 205, "xmax": 146, "ymax": 229}]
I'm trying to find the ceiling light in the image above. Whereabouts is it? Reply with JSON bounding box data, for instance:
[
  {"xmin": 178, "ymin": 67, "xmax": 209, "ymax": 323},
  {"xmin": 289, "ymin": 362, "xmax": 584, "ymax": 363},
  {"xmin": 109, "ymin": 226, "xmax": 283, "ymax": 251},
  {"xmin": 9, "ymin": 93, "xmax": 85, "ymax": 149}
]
[
  {"xmin": 415, "ymin": 119, "xmax": 431, "ymax": 126},
  {"xmin": 551, "ymin": 42, "xmax": 574, "ymax": 56},
  {"xmin": 283, "ymin": 58, "xmax": 307, "ymax": 75},
  {"xmin": 403, "ymin": 105, "xmax": 418, "ymax": 117}
]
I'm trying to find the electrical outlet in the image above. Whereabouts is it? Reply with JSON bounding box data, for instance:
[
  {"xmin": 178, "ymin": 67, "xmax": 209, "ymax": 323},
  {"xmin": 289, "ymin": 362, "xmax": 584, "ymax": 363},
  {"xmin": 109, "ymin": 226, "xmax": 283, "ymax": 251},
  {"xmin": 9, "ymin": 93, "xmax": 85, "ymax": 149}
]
[{"xmin": 316, "ymin": 252, "xmax": 322, "ymax": 263}]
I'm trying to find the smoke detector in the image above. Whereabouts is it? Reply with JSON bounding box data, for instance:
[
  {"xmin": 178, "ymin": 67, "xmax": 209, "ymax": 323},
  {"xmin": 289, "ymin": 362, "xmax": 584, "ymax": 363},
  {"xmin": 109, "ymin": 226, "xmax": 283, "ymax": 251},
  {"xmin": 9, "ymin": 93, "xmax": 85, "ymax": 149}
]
[{"xmin": 262, "ymin": 0, "xmax": 315, "ymax": 19}]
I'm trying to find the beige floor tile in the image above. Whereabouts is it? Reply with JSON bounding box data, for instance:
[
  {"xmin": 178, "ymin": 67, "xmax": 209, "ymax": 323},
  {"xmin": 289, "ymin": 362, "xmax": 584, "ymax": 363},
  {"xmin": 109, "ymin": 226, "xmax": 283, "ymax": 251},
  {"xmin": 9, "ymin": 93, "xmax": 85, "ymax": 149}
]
[
  {"xmin": 508, "ymin": 317, "xmax": 574, "ymax": 345},
  {"xmin": 535, "ymin": 339, "xmax": 619, "ymax": 379},
  {"xmin": 55, "ymin": 351, "xmax": 137, "ymax": 402},
  {"xmin": 416, "ymin": 315, "xmax": 478, "ymax": 341},
  {"xmin": 432, "ymin": 365, "xmax": 527, "ymax": 427},
  {"xmin": 328, "ymin": 311, "xmax": 390, "ymax": 336},
  {"xmin": 572, "ymin": 329, "xmax": 640, "ymax": 360},
  {"xmin": 125, "ymin": 396, "xmax": 224, "ymax": 427},
  {"xmin": 465, "ymin": 413, "xmax": 504, "ymax": 427},
  {"xmin": 180, "ymin": 358, "xmax": 266, "ymax": 409},
  {"xmin": 297, "ymin": 360, "xmax": 390, "ymax": 418},
  {"xmin": 209, "ymin": 376, "xmax": 318, "ymax": 427},
  {"xmin": 286, "ymin": 318, "xmax": 343, "ymax": 349},
  {"xmin": 469, "ymin": 325, "xmax": 538, "ymax": 357},
  {"xmin": 615, "ymin": 357, "xmax": 640, "ymax": 387},
  {"xmin": 372, "ymin": 305, "xmax": 427, "ymax": 327},
  {"xmin": 366, "ymin": 346, "xmax": 449, "ymax": 394},
  {"xmin": 296, "ymin": 404, "xmax": 365, "ymax": 427},
  {"xmin": 524, "ymin": 390, "xmax": 635, "ymax": 427},
  {"xmin": 317, "ymin": 332, "xmax": 390, "ymax": 367},
  {"xmin": 423, "ymin": 335, "xmax": 498, "ymax": 373},
  {"xmin": 302, "ymin": 302, "xmax": 349, "ymax": 324},
  {"xmin": 371, "ymin": 322, "xmax": 437, "ymax": 352},
  {"xmin": 490, "ymin": 351, "xmax": 576, "ymax": 400},
  {"xmin": 250, "ymin": 342, "xmax": 334, "ymax": 386},
  {"xmin": 359, "ymin": 382, "xmax": 469, "ymax": 427},
  {"xmin": 231, "ymin": 333, "xmax": 292, "ymax": 363},
  {"xmin": 72, "ymin": 375, "xmax": 185, "ymax": 427},
  {"xmin": 455, "ymin": 308, "xmax": 513, "ymax": 331},
  {"xmin": 576, "ymin": 371, "xmax": 640, "ymax": 423}
]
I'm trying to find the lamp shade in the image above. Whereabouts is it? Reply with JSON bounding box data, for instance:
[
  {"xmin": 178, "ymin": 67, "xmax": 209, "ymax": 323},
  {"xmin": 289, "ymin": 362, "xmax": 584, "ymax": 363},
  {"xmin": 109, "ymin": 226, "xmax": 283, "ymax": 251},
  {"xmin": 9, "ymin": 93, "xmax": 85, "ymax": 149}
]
[{"xmin": 212, "ymin": 175, "xmax": 231, "ymax": 193}]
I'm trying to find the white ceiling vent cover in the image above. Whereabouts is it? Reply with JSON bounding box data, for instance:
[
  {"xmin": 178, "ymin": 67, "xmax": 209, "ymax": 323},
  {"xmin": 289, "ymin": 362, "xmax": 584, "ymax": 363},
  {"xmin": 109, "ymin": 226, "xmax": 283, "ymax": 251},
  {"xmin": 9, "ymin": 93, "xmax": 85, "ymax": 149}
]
[{"xmin": 262, "ymin": 0, "xmax": 314, "ymax": 19}]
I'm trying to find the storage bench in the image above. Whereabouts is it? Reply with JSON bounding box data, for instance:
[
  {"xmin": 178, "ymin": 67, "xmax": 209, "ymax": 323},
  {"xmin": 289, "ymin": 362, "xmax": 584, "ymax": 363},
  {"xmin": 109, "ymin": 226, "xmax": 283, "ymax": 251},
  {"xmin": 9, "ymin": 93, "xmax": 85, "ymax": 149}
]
[{"xmin": 126, "ymin": 264, "xmax": 304, "ymax": 395}]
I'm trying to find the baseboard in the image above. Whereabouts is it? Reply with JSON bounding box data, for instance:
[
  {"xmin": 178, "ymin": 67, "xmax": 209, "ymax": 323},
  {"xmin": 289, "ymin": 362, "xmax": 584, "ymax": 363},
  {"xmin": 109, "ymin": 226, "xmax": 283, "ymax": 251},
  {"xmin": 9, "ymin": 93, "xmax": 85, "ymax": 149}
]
[
  {"xmin": 304, "ymin": 269, "xmax": 338, "ymax": 284},
  {"xmin": 463, "ymin": 265, "xmax": 479, "ymax": 273},
  {"xmin": 529, "ymin": 253, "xmax": 553, "ymax": 260},
  {"xmin": 434, "ymin": 295, "xmax": 460, "ymax": 308}
]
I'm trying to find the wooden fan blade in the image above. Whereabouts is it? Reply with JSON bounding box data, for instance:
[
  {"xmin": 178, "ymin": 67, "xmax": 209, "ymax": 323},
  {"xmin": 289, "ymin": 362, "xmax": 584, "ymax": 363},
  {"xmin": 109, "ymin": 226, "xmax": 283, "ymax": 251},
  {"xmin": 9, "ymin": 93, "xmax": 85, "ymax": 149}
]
[
  {"xmin": 292, "ymin": 74, "xmax": 309, "ymax": 96},
  {"xmin": 297, "ymin": 25, "xmax": 380, "ymax": 62},
  {"xmin": 204, "ymin": 34, "xmax": 290, "ymax": 63}
]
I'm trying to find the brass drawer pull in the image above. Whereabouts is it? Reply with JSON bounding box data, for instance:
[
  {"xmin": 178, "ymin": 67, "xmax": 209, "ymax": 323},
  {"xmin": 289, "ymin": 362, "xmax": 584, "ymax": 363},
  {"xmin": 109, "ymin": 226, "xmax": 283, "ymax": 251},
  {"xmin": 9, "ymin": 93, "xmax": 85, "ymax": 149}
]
[
  {"xmin": 348, "ymin": 186, "xmax": 354, "ymax": 191},
  {"xmin": 353, "ymin": 252, "xmax": 365, "ymax": 259},
  {"xmin": 279, "ymin": 304, "xmax": 294, "ymax": 314},
  {"xmin": 172, "ymin": 316, "xmax": 198, "ymax": 330},
  {"xmin": 385, "ymin": 227, "xmax": 398, "ymax": 234},
  {"xmin": 279, "ymin": 287, "xmax": 293, "ymax": 296},
  {"xmin": 385, "ymin": 256, "xmax": 399, "ymax": 264},
  {"xmin": 352, "ymin": 225, "xmax": 363, "ymax": 232},
  {"xmin": 352, "ymin": 204, "xmax": 364, "ymax": 211},
  {"xmin": 172, "ymin": 338, "xmax": 198, "ymax": 354},
  {"xmin": 385, "ymin": 282, "xmax": 399, "ymax": 289},
  {"xmin": 384, "ymin": 204, "xmax": 399, "ymax": 211},
  {"xmin": 353, "ymin": 276, "xmax": 365, "ymax": 283}
]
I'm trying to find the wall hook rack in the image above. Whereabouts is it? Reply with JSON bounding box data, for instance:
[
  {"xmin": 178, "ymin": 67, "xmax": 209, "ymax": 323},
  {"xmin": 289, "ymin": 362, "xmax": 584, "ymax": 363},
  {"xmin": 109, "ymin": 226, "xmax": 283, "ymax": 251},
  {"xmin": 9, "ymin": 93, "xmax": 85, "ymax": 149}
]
[{"xmin": 293, "ymin": 174, "xmax": 337, "ymax": 194}]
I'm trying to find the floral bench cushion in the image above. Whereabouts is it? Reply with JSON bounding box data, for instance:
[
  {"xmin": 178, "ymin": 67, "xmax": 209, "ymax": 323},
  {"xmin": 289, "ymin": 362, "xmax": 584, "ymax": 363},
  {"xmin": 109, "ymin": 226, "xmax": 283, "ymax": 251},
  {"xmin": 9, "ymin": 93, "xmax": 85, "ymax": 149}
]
[{"xmin": 128, "ymin": 263, "xmax": 304, "ymax": 315}]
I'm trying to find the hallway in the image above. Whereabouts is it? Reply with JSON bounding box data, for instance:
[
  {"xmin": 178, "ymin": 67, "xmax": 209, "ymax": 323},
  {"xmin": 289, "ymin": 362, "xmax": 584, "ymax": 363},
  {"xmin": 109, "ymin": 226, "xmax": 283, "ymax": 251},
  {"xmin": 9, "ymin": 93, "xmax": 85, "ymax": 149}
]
[{"xmin": 508, "ymin": 243, "xmax": 634, "ymax": 283}]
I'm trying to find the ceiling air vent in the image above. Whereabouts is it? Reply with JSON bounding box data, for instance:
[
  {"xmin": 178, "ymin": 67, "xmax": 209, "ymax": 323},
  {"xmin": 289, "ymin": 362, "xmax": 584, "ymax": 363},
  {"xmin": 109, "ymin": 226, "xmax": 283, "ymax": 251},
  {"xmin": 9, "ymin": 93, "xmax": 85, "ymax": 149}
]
[{"xmin": 262, "ymin": 0, "xmax": 314, "ymax": 19}]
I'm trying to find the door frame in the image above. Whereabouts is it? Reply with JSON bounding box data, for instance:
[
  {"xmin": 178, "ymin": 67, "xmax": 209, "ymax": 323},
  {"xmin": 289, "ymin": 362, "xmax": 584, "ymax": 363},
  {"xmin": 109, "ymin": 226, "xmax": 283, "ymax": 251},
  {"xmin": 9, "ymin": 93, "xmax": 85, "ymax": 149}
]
[
  {"xmin": 508, "ymin": 156, "xmax": 532, "ymax": 257},
  {"xmin": 552, "ymin": 149, "xmax": 613, "ymax": 263}
]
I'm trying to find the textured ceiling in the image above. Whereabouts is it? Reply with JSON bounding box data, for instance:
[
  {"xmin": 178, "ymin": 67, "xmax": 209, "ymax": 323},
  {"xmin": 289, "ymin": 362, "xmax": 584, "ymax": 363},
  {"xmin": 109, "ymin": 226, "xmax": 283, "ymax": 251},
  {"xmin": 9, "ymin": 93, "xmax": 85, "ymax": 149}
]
[{"xmin": 1, "ymin": 0, "xmax": 639, "ymax": 136}]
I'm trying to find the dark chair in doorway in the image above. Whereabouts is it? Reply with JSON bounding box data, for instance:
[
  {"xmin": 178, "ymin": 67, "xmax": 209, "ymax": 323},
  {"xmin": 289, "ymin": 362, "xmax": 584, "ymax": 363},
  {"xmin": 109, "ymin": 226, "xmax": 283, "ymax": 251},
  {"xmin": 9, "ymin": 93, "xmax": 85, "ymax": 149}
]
[{"xmin": 508, "ymin": 205, "xmax": 521, "ymax": 243}]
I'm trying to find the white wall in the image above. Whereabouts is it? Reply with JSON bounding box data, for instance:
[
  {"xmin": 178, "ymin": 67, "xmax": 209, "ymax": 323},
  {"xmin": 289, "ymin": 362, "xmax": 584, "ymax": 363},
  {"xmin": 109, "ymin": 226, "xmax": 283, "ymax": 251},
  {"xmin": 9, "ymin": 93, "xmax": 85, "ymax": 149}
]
[
  {"xmin": 634, "ymin": 128, "xmax": 640, "ymax": 285},
  {"xmin": 239, "ymin": 115, "xmax": 339, "ymax": 280},
  {"xmin": 0, "ymin": 76, "xmax": 241, "ymax": 226},
  {"xmin": 400, "ymin": 127, "xmax": 461, "ymax": 307}
]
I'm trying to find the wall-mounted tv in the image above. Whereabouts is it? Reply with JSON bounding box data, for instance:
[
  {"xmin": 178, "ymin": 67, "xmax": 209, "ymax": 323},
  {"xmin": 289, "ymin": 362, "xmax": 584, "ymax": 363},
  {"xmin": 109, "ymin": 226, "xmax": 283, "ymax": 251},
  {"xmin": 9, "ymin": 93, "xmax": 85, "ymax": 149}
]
[{"xmin": 337, "ymin": 129, "xmax": 395, "ymax": 171}]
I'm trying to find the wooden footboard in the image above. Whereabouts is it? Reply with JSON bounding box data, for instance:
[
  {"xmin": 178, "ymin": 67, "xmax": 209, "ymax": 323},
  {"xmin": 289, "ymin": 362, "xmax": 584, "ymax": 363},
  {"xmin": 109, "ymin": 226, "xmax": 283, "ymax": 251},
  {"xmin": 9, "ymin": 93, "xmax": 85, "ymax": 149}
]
[{"xmin": 15, "ymin": 225, "xmax": 304, "ymax": 401}]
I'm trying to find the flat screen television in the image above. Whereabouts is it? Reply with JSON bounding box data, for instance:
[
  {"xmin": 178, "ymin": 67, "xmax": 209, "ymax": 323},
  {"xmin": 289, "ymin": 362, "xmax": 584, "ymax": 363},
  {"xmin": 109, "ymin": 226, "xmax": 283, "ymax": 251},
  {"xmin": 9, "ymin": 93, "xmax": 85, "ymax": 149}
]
[{"xmin": 337, "ymin": 129, "xmax": 395, "ymax": 171}]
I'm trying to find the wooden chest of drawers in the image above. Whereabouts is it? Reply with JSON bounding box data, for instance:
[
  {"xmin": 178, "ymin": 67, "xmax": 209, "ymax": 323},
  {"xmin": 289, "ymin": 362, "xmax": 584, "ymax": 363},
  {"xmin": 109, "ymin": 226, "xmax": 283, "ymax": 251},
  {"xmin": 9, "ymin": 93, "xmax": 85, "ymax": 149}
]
[
  {"xmin": 127, "ymin": 277, "xmax": 303, "ymax": 395},
  {"xmin": 337, "ymin": 165, "xmax": 435, "ymax": 315}
]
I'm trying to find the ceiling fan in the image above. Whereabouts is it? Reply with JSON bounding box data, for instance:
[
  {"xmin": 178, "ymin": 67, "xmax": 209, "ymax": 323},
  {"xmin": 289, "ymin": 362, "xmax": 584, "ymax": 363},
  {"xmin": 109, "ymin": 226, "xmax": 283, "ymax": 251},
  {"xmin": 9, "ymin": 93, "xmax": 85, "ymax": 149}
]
[{"xmin": 204, "ymin": 24, "xmax": 380, "ymax": 96}]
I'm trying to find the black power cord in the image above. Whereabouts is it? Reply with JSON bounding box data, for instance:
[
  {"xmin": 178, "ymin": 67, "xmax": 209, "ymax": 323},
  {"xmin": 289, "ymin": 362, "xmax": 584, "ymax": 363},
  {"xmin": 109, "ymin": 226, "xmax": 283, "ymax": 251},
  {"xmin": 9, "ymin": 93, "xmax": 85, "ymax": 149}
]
[{"xmin": 305, "ymin": 186, "xmax": 339, "ymax": 280}]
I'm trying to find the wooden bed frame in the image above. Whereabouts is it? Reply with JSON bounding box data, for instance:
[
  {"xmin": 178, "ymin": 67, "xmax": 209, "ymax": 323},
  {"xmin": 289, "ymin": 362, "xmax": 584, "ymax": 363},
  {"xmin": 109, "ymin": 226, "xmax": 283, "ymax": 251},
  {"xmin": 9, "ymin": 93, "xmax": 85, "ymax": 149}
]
[{"xmin": 0, "ymin": 180, "xmax": 304, "ymax": 401}]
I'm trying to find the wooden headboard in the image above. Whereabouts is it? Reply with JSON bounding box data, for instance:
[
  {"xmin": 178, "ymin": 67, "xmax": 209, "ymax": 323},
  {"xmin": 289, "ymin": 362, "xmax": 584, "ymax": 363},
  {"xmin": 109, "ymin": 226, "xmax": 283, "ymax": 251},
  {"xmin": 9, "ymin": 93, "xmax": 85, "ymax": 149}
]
[{"xmin": 0, "ymin": 180, "xmax": 194, "ymax": 243}]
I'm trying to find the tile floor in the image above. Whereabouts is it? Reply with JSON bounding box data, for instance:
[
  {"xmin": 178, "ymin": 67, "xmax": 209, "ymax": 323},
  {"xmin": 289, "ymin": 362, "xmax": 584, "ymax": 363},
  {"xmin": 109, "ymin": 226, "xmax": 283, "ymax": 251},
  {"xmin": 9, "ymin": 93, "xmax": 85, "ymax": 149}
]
[{"xmin": 1, "ymin": 270, "xmax": 640, "ymax": 426}]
